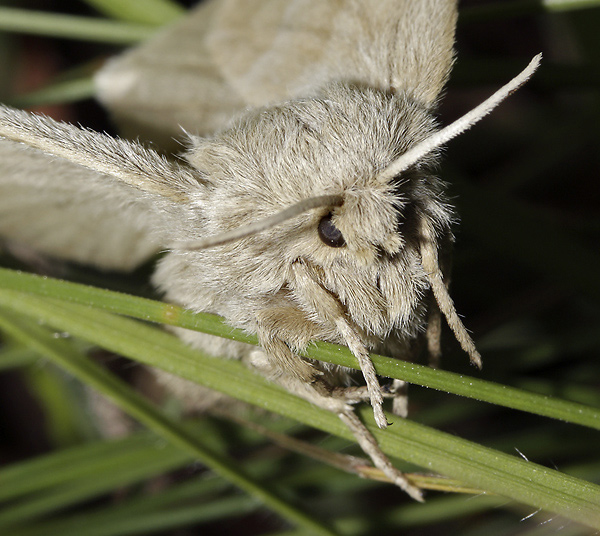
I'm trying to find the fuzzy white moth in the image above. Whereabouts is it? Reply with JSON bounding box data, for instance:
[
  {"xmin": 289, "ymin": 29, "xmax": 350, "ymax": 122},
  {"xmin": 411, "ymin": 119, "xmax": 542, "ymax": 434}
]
[{"xmin": 0, "ymin": 0, "xmax": 540, "ymax": 500}]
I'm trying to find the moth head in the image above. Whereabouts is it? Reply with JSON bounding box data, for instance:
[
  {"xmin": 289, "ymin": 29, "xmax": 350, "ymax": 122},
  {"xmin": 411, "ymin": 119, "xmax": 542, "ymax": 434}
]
[
  {"xmin": 180, "ymin": 54, "xmax": 541, "ymax": 251},
  {"xmin": 173, "ymin": 55, "xmax": 541, "ymax": 365},
  {"xmin": 182, "ymin": 83, "xmax": 446, "ymax": 261}
]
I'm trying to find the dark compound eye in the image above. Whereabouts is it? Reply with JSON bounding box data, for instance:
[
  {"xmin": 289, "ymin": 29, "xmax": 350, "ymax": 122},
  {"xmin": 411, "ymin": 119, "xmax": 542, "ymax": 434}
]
[{"xmin": 318, "ymin": 213, "xmax": 346, "ymax": 248}]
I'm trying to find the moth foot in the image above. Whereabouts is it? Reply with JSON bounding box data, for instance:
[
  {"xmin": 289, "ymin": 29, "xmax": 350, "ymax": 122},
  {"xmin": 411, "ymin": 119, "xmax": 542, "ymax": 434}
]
[
  {"xmin": 388, "ymin": 378, "xmax": 409, "ymax": 418},
  {"xmin": 325, "ymin": 384, "xmax": 385, "ymax": 403},
  {"xmin": 338, "ymin": 410, "xmax": 423, "ymax": 501},
  {"xmin": 250, "ymin": 339, "xmax": 319, "ymax": 384}
]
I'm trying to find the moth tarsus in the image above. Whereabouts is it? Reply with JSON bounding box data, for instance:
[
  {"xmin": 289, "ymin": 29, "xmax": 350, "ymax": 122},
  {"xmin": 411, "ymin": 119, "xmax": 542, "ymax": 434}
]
[{"xmin": 0, "ymin": 0, "xmax": 540, "ymax": 500}]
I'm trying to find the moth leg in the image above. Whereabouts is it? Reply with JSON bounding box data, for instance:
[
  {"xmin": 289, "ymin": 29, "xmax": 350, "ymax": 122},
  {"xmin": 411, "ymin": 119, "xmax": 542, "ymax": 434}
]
[
  {"xmin": 247, "ymin": 347, "xmax": 422, "ymax": 500},
  {"xmin": 290, "ymin": 260, "xmax": 388, "ymax": 429},
  {"xmin": 335, "ymin": 321, "xmax": 387, "ymax": 429},
  {"xmin": 326, "ymin": 385, "xmax": 397, "ymax": 403},
  {"xmin": 256, "ymin": 308, "xmax": 398, "ymax": 411},
  {"xmin": 389, "ymin": 299, "xmax": 442, "ymax": 418},
  {"xmin": 255, "ymin": 307, "xmax": 324, "ymax": 383},
  {"xmin": 427, "ymin": 227, "xmax": 453, "ymax": 370},
  {"xmin": 338, "ymin": 411, "xmax": 423, "ymax": 501},
  {"xmin": 246, "ymin": 347, "xmax": 350, "ymax": 415},
  {"xmin": 389, "ymin": 379, "xmax": 409, "ymax": 418},
  {"xmin": 324, "ymin": 385, "xmax": 370, "ymax": 402},
  {"xmin": 419, "ymin": 219, "xmax": 482, "ymax": 368},
  {"xmin": 426, "ymin": 300, "xmax": 442, "ymax": 369}
]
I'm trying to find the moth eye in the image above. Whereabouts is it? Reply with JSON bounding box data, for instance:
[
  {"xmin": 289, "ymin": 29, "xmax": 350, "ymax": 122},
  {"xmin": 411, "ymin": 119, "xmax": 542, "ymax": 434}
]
[{"xmin": 318, "ymin": 213, "xmax": 346, "ymax": 248}]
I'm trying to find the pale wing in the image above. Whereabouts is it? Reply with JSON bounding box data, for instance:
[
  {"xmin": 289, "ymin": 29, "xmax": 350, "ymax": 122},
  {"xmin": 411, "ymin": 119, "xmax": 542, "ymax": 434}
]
[
  {"xmin": 207, "ymin": 0, "xmax": 458, "ymax": 107},
  {"xmin": 95, "ymin": 0, "xmax": 457, "ymax": 142},
  {"xmin": 0, "ymin": 107, "xmax": 201, "ymax": 271},
  {"xmin": 0, "ymin": 142, "xmax": 161, "ymax": 270},
  {"xmin": 95, "ymin": 0, "xmax": 247, "ymax": 144}
]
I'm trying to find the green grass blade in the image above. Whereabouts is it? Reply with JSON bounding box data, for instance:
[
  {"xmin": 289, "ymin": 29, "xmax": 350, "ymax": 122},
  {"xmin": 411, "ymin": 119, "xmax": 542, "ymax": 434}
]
[
  {"xmin": 368, "ymin": 405, "xmax": 600, "ymax": 530},
  {"xmin": 8, "ymin": 483, "xmax": 253, "ymax": 536},
  {"xmin": 82, "ymin": 0, "xmax": 184, "ymax": 25},
  {"xmin": 317, "ymin": 342, "xmax": 600, "ymax": 431},
  {"xmin": 0, "ymin": 308, "xmax": 339, "ymax": 536},
  {"xmin": 382, "ymin": 494, "xmax": 505, "ymax": 528},
  {"xmin": 0, "ymin": 435, "xmax": 257, "ymax": 536},
  {"xmin": 0, "ymin": 8, "xmax": 155, "ymax": 44},
  {"xmin": 0, "ymin": 267, "xmax": 254, "ymax": 341},
  {"xmin": 9, "ymin": 497, "xmax": 255, "ymax": 536},
  {"xmin": 461, "ymin": 0, "xmax": 600, "ymax": 22},
  {"xmin": 0, "ymin": 346, "xmax": 38, "ymax": 370},
  {"xmin": 0, "ymin": 268, "xmax": 597, "ymax": 431},
  {"xmin": 9, "ymin": 77, "xmax": 96, "ymax": 108},
  {"xmin": 0, "ymin": 291, "xmax": 598, "ymax": 528},
  {"xmin": 0, "ymin": 450, "xmax": 189, "ymax": 530},
  {"xmin": 0, "ymin": 432, "xmax": 189, "ymax": 502},
  {"xmin": 0, "ymin": 425, "xmax": 290, "ymax": 536}
]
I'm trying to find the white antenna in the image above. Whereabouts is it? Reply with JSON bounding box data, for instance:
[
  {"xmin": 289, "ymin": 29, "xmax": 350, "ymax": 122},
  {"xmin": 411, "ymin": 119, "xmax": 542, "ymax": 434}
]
[
  {"xmin": 377, "ymin": 54, "xmax": 542, "ymax": 183},
  {"xmin": 172, "ymin": 54, "xmax": 542, "ymax": 251},
  {"xmin": 173, "ymin": 194, "xmax": 343, "ymax": 250}
]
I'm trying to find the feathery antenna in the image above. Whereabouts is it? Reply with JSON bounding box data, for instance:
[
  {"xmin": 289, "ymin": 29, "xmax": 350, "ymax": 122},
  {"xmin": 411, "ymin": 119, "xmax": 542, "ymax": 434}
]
[
  {"xmin": 173, "ymin": 194, "xmax": 344, "ymax": 250},
  {"xmin": 377, "ymin": 54, "xmax": 542, "ymax": 183}
]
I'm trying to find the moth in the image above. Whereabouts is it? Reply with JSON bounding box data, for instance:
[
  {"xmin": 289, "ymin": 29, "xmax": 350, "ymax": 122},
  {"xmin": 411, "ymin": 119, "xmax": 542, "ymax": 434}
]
[{"xmin": 0, "ymin": 0, "xmax": 539, "ymax": 500}]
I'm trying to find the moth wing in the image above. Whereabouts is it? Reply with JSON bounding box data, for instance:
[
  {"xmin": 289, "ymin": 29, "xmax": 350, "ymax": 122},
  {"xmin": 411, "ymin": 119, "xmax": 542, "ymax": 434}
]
[
  {"xmin": 95, "ymin": 0, "xmax": 247, "ymax": 144},
  {"xmin": 207, "ymin": 0, "xmax": 458, "ymax": 107},
  {"xmin": 96, "ymin": 0, "xmax": 457, "ymax": 144},
  {"xmin": 0, "ymin": 144, "xmax": 157, "ymax": 270},
  {"xmin": 0, "ymin": 108, "xmax": 199, "ymax": 271}
]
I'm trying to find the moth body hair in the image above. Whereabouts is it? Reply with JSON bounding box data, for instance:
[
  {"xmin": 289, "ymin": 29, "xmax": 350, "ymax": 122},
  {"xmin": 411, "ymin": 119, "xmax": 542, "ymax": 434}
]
[{"xmin": 0, "ymin": 0, "xmax": 540, "ymax": 499}]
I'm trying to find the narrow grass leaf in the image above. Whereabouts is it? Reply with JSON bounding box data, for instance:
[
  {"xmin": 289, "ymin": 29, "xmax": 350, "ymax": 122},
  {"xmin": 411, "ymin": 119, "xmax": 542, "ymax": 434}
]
[
  {"xmin": 0, "ymin": 346, "xmax": 38, "ymax": 370},
  {"xmin": 0, "ymin": 268, "xmax": 598, "ymax": 431},
  {"xmin": 0, "ymin": 8, "xmax": 155, "ymax": 44},
  {"xmin": 461, "ymin": 0, "xmax": 600, "ymax": 23},
  {"xmin": 0, "ymin": 309, "xmax": 339, "ymax": 536},
  {"xmin": 8, "ymin": 495, "xmax": 255, "ymax": 536},
  {"xmin": 82, "ymin": 0, "xmax": 184, "ymax": 25},
  {"xmin": 9, "ymin": 77, "xmax": 96, "ymax": 108},
  {"xmin": 0, "ymin": 432, "xmax": 188, "ymax": 502},
  {"xmin": 0, "ymin": 291, "xmax": 598, "ymax": 528}
]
